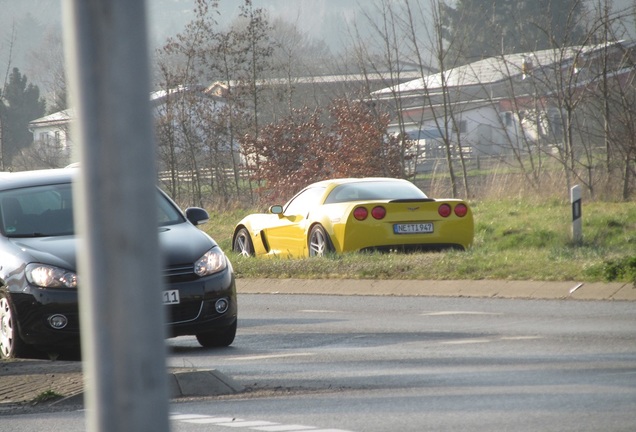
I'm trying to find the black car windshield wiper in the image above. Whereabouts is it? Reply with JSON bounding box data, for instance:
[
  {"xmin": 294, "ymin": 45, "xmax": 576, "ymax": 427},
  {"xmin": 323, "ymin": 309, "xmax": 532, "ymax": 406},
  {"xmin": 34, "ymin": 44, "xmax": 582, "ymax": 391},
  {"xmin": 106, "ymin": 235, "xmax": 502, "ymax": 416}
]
[
  {"xmin": 9, "ymin": 232, "xmax": 49, "ymax": 238},
  {"xmin": 7, "ymin": 231, "xmax": 72, "ymax": 238}
]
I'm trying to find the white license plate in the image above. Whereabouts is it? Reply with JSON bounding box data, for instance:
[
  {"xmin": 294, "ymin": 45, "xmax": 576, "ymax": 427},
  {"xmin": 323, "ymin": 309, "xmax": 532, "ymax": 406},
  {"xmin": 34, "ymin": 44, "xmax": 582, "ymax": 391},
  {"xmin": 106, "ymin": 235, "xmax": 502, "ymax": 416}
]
[
  {"xmin": 163, "ymin": 289, "xmax": 180, "ymax": 305},
  {"xmin": 394, "ymin": 222, "xmax": 434, "ymax": 234}
]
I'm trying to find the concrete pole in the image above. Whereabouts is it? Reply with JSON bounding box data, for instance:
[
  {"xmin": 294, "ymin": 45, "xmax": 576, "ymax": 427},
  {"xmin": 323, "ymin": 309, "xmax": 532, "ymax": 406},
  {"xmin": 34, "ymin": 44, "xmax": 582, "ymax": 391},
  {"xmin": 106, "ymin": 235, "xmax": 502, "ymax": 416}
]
[
  {"xmin": 571, "ymin": 185, "xmax": 582, "ymax": 245},
  {"xmin": 62, "ymin": 1, "xmax": 170, "ymax": 432}
]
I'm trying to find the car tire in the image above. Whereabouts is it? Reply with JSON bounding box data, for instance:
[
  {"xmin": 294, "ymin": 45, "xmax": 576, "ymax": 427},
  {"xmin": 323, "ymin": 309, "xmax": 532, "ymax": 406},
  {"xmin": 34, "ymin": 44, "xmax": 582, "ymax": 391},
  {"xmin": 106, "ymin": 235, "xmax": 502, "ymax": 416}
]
[
  {"xmin": 308, "ymin": 224, "xmax": 334, "ymax": 257},
  {"xmin": 0, "ymin": 292, "xmax": 32, "ymax": 359},
  {"xmin": 233, "ymin": 228, "xmax": 254, "ymax": 257},
  {"xmin": 195, "ymin": 319, "xmax": 237, "ymax": 348}
]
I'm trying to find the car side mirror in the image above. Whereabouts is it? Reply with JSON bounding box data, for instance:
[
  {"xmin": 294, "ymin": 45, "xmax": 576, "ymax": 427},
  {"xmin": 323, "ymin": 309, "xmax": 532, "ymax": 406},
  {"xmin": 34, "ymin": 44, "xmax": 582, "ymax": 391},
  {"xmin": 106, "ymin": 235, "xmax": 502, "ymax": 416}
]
[
  {"xmin": 269, "ymin": 205, "xmax": 283, "ymax": 216},
  {"xmin": 185, "ymin": 207, "xmax": 210, "ymax": 226}
]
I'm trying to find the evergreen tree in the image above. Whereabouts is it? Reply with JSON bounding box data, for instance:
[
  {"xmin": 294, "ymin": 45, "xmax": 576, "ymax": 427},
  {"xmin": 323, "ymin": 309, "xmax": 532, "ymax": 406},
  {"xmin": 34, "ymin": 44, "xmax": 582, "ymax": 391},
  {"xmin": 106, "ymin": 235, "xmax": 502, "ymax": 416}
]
[
  {"xmin": 0, "ymin": 67, "xmax": 46, "ymax": 167},
  {"xmin": 441, "ymin": 0, "xmax": 587, "ymax": 63}
]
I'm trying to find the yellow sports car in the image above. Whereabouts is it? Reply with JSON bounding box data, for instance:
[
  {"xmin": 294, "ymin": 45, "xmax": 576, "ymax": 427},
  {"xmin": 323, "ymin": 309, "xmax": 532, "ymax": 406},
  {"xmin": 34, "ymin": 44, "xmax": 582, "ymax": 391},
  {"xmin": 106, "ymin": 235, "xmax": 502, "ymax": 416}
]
[{"xmin": 232, "ymin": 177, "xmax": 474, "ymax": 258}]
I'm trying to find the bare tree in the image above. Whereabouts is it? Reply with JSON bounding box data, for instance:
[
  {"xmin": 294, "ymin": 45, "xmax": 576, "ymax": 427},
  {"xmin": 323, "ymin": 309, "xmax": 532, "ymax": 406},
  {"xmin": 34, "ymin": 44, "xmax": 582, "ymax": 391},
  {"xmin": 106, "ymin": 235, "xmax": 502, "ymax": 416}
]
[
  {"xmin": 582, "ymin": 0, "xmax": 636, "ymax": 199},
  {"xmin": 235, "ymin": 0, "xmax": 274, "ymax": 140},
  {"xmin": 155, "ymin": 0, "xmax": 218, "ymax": 206},
  {"xmin": 27, "ymin": 28, "xmax": 67, "ymax": 114},
  {"xmin": 346, "ymin": 0, "xmax": 417, "ymax": 180}
]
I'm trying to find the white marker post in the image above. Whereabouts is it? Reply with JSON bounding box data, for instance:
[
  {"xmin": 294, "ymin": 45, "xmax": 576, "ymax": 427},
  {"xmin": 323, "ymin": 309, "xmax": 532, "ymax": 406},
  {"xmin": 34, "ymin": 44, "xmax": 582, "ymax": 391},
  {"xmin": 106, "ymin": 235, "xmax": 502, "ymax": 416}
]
[{"xmin": 571, "ymin": 185, "xmax": 582, "ymax": 245}]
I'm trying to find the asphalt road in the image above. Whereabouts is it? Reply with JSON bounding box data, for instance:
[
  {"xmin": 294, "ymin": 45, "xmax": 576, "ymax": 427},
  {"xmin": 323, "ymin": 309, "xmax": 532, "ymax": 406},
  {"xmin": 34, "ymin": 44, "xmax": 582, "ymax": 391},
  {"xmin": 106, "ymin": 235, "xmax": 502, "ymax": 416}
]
[{"xmin": 2, "ymin": 291, "xmax": 635, "ymax": 432}]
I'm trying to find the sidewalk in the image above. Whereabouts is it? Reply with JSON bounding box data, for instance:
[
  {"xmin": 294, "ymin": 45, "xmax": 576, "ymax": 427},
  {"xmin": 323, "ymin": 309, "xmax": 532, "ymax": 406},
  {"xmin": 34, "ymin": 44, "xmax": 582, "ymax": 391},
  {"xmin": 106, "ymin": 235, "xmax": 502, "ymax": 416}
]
[
  {"xmin": 1, "ymin": 278, "xmax": 633, "ymax": 411},
  {"xmin": 238, "ymin": 278, "xmax": 636, "ymax": 301}
]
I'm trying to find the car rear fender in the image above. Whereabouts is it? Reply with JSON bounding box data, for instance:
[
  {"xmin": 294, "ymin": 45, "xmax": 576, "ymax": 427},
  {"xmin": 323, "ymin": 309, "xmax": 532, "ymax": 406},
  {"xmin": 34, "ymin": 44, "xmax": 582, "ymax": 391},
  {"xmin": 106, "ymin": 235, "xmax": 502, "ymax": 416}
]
[{"xmin": 306, "ymin": 215, "xmax": 341, "ymax": 252}]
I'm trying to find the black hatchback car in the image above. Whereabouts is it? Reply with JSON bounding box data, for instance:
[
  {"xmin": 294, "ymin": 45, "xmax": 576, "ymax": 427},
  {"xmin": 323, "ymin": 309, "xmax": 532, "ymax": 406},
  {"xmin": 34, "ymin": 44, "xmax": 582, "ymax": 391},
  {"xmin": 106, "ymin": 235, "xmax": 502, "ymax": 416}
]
[{"xmin": 0, "ymin": 168, "xmax": 237, "ymax": 359}]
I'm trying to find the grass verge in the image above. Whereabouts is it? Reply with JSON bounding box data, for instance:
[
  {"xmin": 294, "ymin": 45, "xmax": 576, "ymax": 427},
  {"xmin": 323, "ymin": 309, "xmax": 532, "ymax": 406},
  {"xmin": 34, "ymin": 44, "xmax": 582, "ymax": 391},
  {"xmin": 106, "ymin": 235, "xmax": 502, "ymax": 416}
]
[{"xmin": 204, "ymin": 199, "xmax": 636, "ymax": 283}]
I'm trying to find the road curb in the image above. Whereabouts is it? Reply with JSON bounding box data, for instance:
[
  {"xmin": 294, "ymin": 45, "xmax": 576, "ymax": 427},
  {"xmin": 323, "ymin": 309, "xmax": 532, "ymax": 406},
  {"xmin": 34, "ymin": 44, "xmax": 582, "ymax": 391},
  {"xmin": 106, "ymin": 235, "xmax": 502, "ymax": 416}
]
[
  {"xmin": 169, "ymin": 368, "xmax": 244, "ymax": 398},
  {"xmin": 3, "ymin": 366, "xmax": 244, "ymax": 409},
  {"xmin": 236, "ymin": 278, "xmax": 635, "ymax": 301}
]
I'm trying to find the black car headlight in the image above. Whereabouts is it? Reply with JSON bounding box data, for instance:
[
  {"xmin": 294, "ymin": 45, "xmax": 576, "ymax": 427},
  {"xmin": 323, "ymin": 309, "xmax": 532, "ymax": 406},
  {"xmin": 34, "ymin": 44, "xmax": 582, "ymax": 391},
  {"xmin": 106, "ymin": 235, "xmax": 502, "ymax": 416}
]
[
  {"xmin": 25, "ymin": 263, "xmax": 78, "ymax": 289},
  {"xmin": 194, "ymin": 247, "xmax": 227, "ymax": 277}
]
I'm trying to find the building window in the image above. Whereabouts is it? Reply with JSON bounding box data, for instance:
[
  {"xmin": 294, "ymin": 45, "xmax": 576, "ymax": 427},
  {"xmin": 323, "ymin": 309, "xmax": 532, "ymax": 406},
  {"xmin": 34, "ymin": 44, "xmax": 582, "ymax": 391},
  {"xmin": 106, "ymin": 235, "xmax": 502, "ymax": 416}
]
[
  {"xmin": 550, "ymin": 113, "xmax": 563, "ymax": 139},
  {"xmin": 501, "ymin": 111, "xmax": 513, "ymax": 126},
  {"xmin": 458, "ymin": 120, "xmax": 467, "ymax": 134}
]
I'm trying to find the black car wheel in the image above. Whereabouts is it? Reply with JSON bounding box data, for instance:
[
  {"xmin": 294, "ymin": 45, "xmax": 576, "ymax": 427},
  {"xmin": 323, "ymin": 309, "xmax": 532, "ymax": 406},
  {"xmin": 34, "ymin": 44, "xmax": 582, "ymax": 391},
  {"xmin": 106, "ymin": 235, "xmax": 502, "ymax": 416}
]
[
  {"xmin": 0, "ymin": 292, "xmax": 31, "ymax": 359},
  {"xmin": 233, "ymin": 228, "xmax": 254, "ymax": 257},
  {"xmin": 308, "ymin": 225, "xmax": 334, "ymax": 257},
  {"xmin": 195, "ymin": 320, "xmax": 237, "ymax": 348}
]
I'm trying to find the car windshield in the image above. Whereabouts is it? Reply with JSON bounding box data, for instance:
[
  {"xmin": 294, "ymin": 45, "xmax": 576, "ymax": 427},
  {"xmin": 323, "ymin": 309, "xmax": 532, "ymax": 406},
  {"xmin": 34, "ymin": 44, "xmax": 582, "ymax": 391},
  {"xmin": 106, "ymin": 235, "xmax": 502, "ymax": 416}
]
[
  {"xmin": 0, "ymin": 184, "xmax": 185, "ymax": 238},
  {"xmin": 323, "ymin": 180, "xmax": 428, "ymax": 204}
]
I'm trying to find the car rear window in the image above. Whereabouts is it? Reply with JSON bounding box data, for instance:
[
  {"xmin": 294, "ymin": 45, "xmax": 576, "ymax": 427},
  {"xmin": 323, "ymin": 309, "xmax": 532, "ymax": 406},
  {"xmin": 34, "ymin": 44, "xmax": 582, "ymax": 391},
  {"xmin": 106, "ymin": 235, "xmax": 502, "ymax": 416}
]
[{"xmin": 324, "ymin": 181, "xmax": 428, "ymax": 204}]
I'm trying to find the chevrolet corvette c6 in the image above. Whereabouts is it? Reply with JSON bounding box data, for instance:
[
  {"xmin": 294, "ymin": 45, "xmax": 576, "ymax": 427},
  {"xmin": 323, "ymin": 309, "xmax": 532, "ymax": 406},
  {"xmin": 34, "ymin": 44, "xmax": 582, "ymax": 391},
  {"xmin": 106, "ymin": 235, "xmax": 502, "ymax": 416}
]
[{"xmin": 232, "ymin": 177, "xmax": 473, "ymax": 258}]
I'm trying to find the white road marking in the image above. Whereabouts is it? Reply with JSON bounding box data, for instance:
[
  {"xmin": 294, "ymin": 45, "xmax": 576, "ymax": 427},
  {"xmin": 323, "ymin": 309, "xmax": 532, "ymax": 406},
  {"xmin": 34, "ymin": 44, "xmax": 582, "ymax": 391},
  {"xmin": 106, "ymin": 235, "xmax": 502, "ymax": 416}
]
[
  {"xmin": 171, "ymin": 414, "xmax": 210, "ymax": 420},
  {"xmin": 422, "ymin": 311, "xmax": 503, "ymax": 316},
  {"xmin": 299, "ymin": 310, "xmax": 340, "ymax": 313},
  {"xmin": 170, "ymin": 413, "xmax": 355, "ymax": 431},
  {"xmin": 183, "ymin": 417, "xmax": 244, "ymax": 424},
  {"xmin": 441, "ymin": 339, "xmax": 492, "ymax": 345},
  {"xmin": 500, "ymin": 336, "xmax": 542, "ymax": 340},
  {"xmin": 218, "ymin": 420, "xmax": 279, "ymax": 427},
  {"xmin": 301, "ymin": 430, "xmax": 352, "ymax": 431},
  {"xmin": 441, "ymin": 336, "xmax": 541, "ymax": 344},
  {"xmin": 253, "ymin": 425, "xmax": 317, "ymax": 431},
  {"xmin": 227, "ymin": 352, "xmax": 314, "ymax": 361}
]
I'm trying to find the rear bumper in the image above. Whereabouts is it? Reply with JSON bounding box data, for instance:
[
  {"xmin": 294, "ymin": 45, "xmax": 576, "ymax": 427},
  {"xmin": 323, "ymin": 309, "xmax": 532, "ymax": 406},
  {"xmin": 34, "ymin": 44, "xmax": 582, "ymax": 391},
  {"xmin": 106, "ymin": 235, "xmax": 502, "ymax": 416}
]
[
  {"xmin": 340, "ymin": 221, "xmax": 473, "ymax": 252},
  {"xmin": 360, "ymin": 243, "xmax": 466, "ymax": 252}
]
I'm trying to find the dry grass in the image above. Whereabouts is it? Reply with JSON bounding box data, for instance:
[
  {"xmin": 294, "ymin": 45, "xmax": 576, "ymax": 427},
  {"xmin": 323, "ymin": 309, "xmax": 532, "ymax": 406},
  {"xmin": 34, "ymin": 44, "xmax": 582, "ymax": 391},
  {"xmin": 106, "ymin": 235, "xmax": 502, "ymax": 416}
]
[
  {"xmin": 200, "ymin": 165, "xmax": 636, "ymax": 283},
  {"xmin": 205, "ymin": 202, "xmax": 635, "ymax": 284}
]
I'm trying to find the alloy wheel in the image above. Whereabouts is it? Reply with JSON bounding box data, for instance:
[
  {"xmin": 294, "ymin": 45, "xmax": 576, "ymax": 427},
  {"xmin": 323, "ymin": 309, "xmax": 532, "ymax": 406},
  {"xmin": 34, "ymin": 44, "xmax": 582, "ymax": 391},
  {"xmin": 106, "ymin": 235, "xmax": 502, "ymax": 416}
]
[
  {"xmin": 233, "ymin": 229, "xmax": 254, "ymax": 257},
  {"xmin": 0, "ymin": 297, "xmax": 15, "ymax": 359},
  {"xmin": 309, "ymin": 226, "xmax": 328, "ymax": 257}
]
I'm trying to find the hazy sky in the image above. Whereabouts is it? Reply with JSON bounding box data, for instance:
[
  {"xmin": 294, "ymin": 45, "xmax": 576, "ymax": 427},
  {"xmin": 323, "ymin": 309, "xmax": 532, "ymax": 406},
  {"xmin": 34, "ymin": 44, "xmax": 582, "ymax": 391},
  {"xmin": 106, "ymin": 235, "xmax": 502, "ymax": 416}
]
[
  {"xmin": 1, "ymin": 0, "xmax": 634, "ymax": 101},
  {"xmin": 147, "ymin": 0, "xmax": 361, "ymax": 51},
  {"xmin": 0, "ymin": 0, "xmax": 366, "ymax": 104}
]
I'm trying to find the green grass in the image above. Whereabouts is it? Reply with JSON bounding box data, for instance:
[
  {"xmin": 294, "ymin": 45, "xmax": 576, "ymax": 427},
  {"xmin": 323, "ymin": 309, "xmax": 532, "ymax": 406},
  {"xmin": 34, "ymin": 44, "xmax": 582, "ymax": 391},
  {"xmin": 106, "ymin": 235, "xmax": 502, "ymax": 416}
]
[
  {"xmin": 31, "ymin": 389, "xmax": 63, "ymax": 404},
  {"xmin": 203, "ymin": 199, "xmax": 636, "ymax": 283}
]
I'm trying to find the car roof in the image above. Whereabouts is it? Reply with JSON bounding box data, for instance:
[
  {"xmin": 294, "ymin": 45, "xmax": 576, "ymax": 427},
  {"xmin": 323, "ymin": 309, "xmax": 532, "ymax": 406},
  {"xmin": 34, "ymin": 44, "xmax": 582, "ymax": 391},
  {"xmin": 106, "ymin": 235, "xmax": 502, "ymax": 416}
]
[
  {"xmin": 307, "ymin": 177, "xmax": 411, "ymax": 189},
  {"xmin": 0, "ymin": 168, "xmax": 76, "ymax": 191}
]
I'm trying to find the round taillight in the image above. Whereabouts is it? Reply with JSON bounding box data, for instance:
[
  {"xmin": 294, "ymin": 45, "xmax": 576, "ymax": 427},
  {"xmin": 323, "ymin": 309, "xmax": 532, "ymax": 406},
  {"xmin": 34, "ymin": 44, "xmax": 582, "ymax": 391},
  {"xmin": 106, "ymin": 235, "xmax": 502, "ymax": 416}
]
[
  {"xmin": 454, "ymin": 203, "xmax": 468, "ymax": 217},
  {"xmin": 371, "ymin": 206, "xmax": 386, "ymax": 220},
  {"xmin": 438, "ymin": 203, "xmax": 452, "ymax": 218},
  {"xmin": 353, "ymin": 207, "xmax": 368, "ymax": 221}
]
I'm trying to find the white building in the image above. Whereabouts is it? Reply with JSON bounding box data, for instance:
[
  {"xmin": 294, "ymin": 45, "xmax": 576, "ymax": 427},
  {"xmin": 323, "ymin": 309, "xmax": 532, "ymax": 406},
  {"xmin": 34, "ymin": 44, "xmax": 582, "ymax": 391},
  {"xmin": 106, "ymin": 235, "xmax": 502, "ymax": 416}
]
[
  {"xmin": 28, "ymin": 109, "xmax": 74, "ymax": 159},
  {"xmin": 27, "ymin": 86, "xmax": 228, "ymax": 168},
  {"xmin": 371, "ymin": 41, "xmax": 635, "ymax": 164}
]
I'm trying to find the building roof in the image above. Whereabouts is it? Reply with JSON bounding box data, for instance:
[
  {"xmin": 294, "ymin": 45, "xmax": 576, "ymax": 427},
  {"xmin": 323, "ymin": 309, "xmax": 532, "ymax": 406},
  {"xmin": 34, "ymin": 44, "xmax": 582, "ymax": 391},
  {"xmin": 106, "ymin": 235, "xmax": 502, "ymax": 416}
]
[
  {"xmin": 372, "ymin": 41, "xmax": 628, "ymax": 97},
  {"xmin": 28, "ymin": 109, "xmax": 74, "ymax": 130},
  {"xmin": 29, "ymin": 86, "xmax": 225, "ymax": 131}
]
